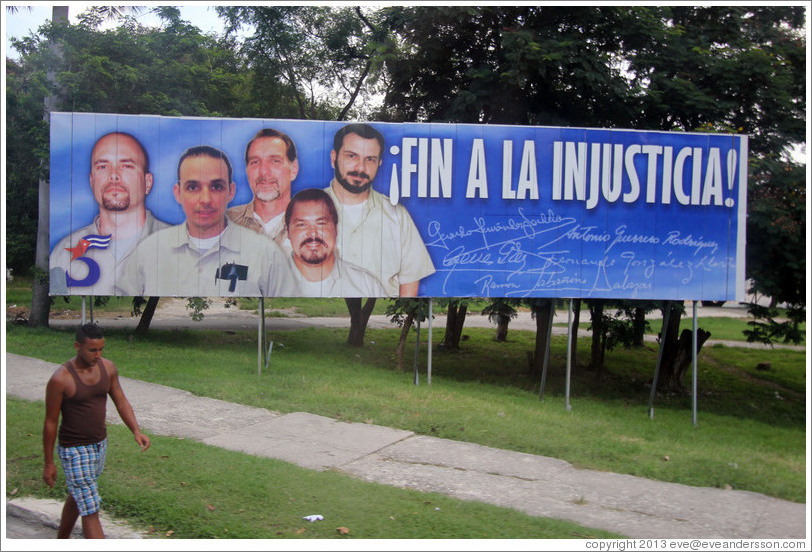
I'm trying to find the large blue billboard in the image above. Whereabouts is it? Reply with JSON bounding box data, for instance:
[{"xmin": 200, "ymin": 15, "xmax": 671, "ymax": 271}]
[{"xmin": 49, "ymin": 112, "xmax": 747, "ymax": 300}]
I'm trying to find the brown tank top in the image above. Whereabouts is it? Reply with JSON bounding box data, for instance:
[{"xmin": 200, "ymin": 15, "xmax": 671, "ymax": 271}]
[{"xmin": 58, "ymin": 359, "xmax": 110, "ymax": 447}]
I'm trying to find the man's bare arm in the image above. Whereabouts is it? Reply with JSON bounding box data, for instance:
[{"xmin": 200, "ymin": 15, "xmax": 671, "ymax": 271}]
[
  {"xmin": 42, "ymin": 370, "xmax": 66, "ymax": 487},
  {"xmin": 106, "ymin": 361, "xmax": 150, "ymax": 451}
]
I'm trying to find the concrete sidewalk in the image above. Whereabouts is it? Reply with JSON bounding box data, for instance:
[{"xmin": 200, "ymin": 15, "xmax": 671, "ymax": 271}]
[{"xmin": 4, "ymin": 352, "xmax": 807, "ymax": 540}]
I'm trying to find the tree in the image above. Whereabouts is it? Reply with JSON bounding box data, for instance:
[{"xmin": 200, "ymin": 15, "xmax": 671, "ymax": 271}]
[
  {"xmin": 523, "ymin": 299, "xmax": 555, "ymax": 379},
  {"xmin": 440, "ymin": 299, "xmax": 469, "ymax": 350},
  {"xmin": 481, "ymin": 298, "xmax": 519, "ymax": 342},
  {"xmin": 345, "ymin": 298, "xmax": 377, "ymax": 347},
  {"xmin": 28, "ymin": 5, "xmax": 69, "ymax": 327},
  {"xmin": 623, "ymin": 6, "xmax": 806, "ymax": 343},
  {"xmin": 5, "ymin": 58, "xmax": 48, "ymax": 276},
  {"xmin": 379, "ymin": 5, "xmax": 806, "ymax": 362},
  {"xmin": 386, "ymin": 298, "xmax": 430, "ymax": 371},
  {"xmin": 744, "ymin": 156, "xmax": 806, "ymax": 344},
  {"xmin": 216, "ymin": 6, "xmax": 385, "ymax": 121},
  {"xmin": 655, "ymin": 302, "xmax": 712, "ymax": 393}
]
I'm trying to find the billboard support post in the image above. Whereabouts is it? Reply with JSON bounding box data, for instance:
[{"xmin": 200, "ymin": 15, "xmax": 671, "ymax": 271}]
[
  {"xmin": 258, "ymin": 297, "xmax": 264, "ymax": 378},
  {"xmin": 427, "ymin": 299, "xmax": 433, "ymax": 386},
  {"xmin": 565, "ymin": 299, "xmax": 573, "ymax": 412},
  {"xmin": 413, "ymin": 316, "xmax": 421, "ymax": 385},
  {"xmin": 538, "ymin": 304, "xmax": 555, "ymax": 401},
  {"xmin": 692, "ymin": 300, "xmax": 699, "ymax": 427}
]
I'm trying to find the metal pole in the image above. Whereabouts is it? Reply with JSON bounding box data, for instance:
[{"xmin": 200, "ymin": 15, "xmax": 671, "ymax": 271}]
[
  {"xmin": 427, "ymin": 299, "xmax": 433, "ymax": 385},
  {"xmin": 81, "ymin": 296, "xmax": 86, "ymax": 325},
  {"xmin": 692, "ymin": 300, "xmax": 698, "ymax": 427},
  {"xmin": 258, "ymin": 297, "xmax": 264, "ymax": 378},
  {"xmin": 261, "ymin": 297, "xmax": 267, "ymax": 368},
  {"xmin": 89, "ymin": 296, "xmax": 94, "ymax": 324},
  {"xmin": 539, "ymin": 303, "xmax": 555, "ymax": 401},
  {"xmin": 413, "ymin": 317, "xmax": 421, "ymax": 385},
  {"xmin": 565, "ymin": 299, "xmax": 573, "ymax": 411},
  {"xmin": 648, "ymin": 301, "xmax": 672, "ymax": 418}
]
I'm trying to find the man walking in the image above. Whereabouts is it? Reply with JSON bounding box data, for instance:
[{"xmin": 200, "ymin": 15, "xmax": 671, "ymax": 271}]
[{"xmin": 43, "ymin": 323, "xmax": 151, "ymax": 539}]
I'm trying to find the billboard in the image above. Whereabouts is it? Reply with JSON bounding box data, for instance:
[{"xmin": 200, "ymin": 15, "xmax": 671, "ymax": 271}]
[{"xmin": 49, "ymin": 112, "xmax": 748, "ymax": 300}]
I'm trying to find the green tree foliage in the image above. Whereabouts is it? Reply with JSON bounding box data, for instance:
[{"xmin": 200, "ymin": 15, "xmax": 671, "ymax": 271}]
[
  {"xmin": 216, "ymin": 6, "xmax": 385, "ymax": 120},
  {"xmin": 378, "ymin": 5, "xmax": 806, "ymax": 346},
  {"xmin": 481, "ymin": 298, "xmax": 519, "ymax": 342},
  {"xmin": 5, "ymin": 10, "xmax": 251, "ymax": 276},
  {"xmin": 5, "ymin": 58, "xmax": 49, "ymax": 272},
  {"xmin": 744, "ymin": 157, "xmax": 806, "ymax": 344},
  {"xmin": 378, "ymin": 6, "xmax": 643, "ymax": 126}
]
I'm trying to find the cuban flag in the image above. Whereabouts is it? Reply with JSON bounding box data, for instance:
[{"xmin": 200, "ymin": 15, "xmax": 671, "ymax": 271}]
[{"xmin": 66, "ymin": 234, "xmax": 112, "ymax": 260}]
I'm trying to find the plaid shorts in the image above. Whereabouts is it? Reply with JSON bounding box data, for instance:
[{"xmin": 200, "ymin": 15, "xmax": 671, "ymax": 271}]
[{"xmin": 57, "ymin": 439, "xmax": 107, "ymax": 516}]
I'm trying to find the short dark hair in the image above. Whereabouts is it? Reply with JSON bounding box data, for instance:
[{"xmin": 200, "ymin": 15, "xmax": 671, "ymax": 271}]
[
  {"xmin": 285, "ymin": 188, "xmax": 339, "ymax": 229},
  {"xmin": 177, "ymin": 145, "xmax": 233, "ymax": 184},
  {"xmin": 92, "ymin": 132, "xmax": 151, "ymax": 173},
  {"xmin": 332, "ymin": 123, "xmax": 384, "ymax": 157},
  {"xmin": 76, "ymin": 323, "xmax": 103, "ymax": 343},
  {"xmin": 245, "ymin": 128, "xmax": 298, "ymax": 164}
]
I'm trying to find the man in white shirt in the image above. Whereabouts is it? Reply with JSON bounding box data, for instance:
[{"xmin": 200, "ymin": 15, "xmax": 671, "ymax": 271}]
[
  {"xmin": 285, "ymin": 188, "xmax": 385, "ymax": 297},
  {"xmin": 117, "ymin": 145, "xmax": 297, "ymax": 297},
  {"xmin": 50, "ymin": 132, "xmax": 170, "ymax": 295},
  {"xmin": 325, "ymin": 123, "xmax": 435, "ymax": 297},
  {"xmin": 226, "ymin": 128, "xmax": 298, "ymax": 252}
]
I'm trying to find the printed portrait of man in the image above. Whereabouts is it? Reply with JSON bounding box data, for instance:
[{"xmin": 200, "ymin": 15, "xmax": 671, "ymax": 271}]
[
  {"xmin": 227, "ymin": 128, "xmax": 299, "ymax": 252},
  {"xmin": 285, "ymin": 188, "xmax": 385, "ymax": 297},
  {"xmin": 325, "ymin": 123, "xmax": 435, "ymax": 297},
  {"xmin": 116, "ymin": 145, "xmax": 297, "ymax": 297},
  {"xmin": 49, "ymin": 132, "xmax": 170, "ymax": 295}
]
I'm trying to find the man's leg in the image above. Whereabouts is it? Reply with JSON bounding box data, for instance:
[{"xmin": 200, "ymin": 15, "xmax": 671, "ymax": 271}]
[
  {"xmin": 58, "ymin": 440, "xmax": 107, "ymax": 539},
  {"xmin": 57, "ymin": 494, "xmax": 79, "ymax": 539},
  {"xmin": 80, "ymin": 512, "xmax": 105, "ymax": 539}
]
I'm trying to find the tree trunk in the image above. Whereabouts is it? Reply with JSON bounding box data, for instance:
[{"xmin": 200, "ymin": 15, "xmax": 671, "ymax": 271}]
[
  {"xmin": 395, "ymin": 313, "xmax": 414, "ymax": 371},
  {"xmin": 134, "ymin": 297, "xmax": 160, "ymax": 334},
  {"xmin": 442, "ymin": 302, "xmax": 468, "ymax": 350},
  {"xmin": 494, "ymin": 313, "xmax": 510, "ymax": 342},
  {"xmin": 345, "ymin": 298, "xmax": 376, "ymax": 346},
  {"xmin": 29, "ymin": 6, "xmax": 70, "ymax": 328},
  {"xmin": 29, "ymin": 166, "xmax": 51, "ymax": 327},
  {"xmin": 632, "ymin": 307, "xmax": 646, "ymax": 346},
  {"xmin": 570, "ymin": 299, "xmax": 581, "ymax": 368},
  {"xmin": 656, "ymin": 302, "xmax": 683, "ymax": 391},
  {"xmin": 529, "ymin": 300, "xmax": 553, "ymax": 378},
  {"xmin": 661, "ymin": 328, "xmax": 712, "ymax": 392}
]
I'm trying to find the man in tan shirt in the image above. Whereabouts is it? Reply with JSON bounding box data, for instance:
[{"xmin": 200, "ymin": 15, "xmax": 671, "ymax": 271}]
[{"xmin": 226, "ymin": 128, "xmax": 299, "ymax": 252}]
